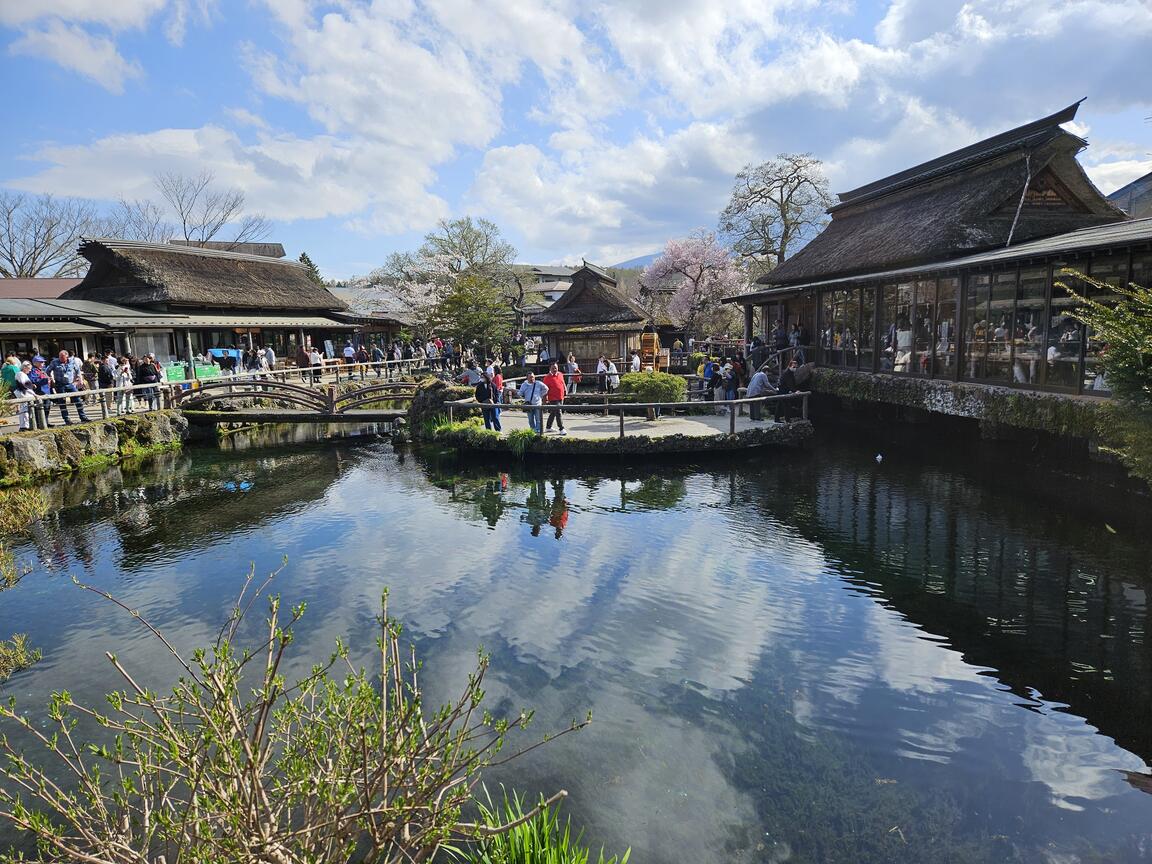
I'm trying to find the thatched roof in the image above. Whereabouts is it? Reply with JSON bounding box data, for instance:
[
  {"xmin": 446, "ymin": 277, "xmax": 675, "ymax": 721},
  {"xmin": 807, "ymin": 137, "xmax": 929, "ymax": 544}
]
[
  {"xmin": 63, "ymin": 239, "xmax": 346, "ymax": 311},
  {"xmin": 763, "ymin": 102, "xmax": 1127, "ymax": 287},
  {"xmin": 529, "ymin": 263, "xmax": 654, "ymax": 329},
  {"xmin": 168, "ymin": 240, "xmax": 287, "ymax": 258}
]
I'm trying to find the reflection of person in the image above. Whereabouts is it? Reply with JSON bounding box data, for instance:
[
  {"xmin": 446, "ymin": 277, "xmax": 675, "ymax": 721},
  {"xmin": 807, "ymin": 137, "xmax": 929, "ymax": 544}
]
[
  {"xmin": 524, "ymin": 479, "xmax": 548, "ymax": 536},
  {"xmin": 548, "ymin": 481, "xmax": 569, "ymax": 539}
]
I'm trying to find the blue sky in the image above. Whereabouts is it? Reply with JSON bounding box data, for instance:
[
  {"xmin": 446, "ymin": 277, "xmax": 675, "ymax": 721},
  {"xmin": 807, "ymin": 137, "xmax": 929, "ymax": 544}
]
[{"xmin": 2, "ymin": 0, "xmax": 1150, "ymax": 280}]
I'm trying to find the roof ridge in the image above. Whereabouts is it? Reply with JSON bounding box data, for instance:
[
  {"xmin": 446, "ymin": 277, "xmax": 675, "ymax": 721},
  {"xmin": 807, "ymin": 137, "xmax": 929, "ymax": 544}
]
[{"xmin": 80, "ymin": 238, "xmax": 306, "ymax": 269}]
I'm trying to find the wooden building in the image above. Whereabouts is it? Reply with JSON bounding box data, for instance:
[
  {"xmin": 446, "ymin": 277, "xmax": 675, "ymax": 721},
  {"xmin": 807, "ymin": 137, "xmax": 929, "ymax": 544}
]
[
  {"xmin": 725, "ymin": 101, "xmax": 1151, "ymax": 396},
  {"xmin": 529, "ymin": 262, "xmax": 667, "ymax": 365},
  {"xmin": 57, "ymin": 239, "xmax": 354, "ymax": 362},
  {"xmin": 1108, "ymin": 171, "xmax": 1152, "ymax": 220}
]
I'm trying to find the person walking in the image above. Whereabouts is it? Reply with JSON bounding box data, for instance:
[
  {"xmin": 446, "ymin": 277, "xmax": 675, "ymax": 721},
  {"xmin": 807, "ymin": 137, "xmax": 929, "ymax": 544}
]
[
  {"xmin": 115, "ymin": 357, "xmax": 134, "ymax": 414},
  {"xmin": 46, "ymin": 350, "xmax": 90, "ymax": 425},
  {"xmin": 542, "ymin": 362, "xmax": 567, "ymax": 435},
  {"xmin": 355, "ymin": 344, "xmax": 370, "ymax": 381},
  {"xmin": 308, "ymin": 345, "xmax": 323, "ymax": 384},
  {"xmin": 595, "ymin": 355, "xmax": 608, "ymax": 392},
  {"xmin": 518, "ymin": 372, "xmax": 546, "ymax": 435},
  {"xmin": 630, "ymin": 350, "xmax": 641, "ymax": 372},
  {"xmin": 371, "ymin": 343, "xmax": 385, "ymax": 377},
  {"xmin": 565, "ymin": 353, "xmax": 580, "ymax": 395},
  {"xmin": 12, "ymin": 361, "xmax": 35, "ymax": 430},
  {"xmin": 475, "ymin": 371, "xmax": 502, "ymax": 432},
  {"xmin": 134, "ymin": 353, "xmax": 161, "ymax": 411},
  {"xmin": 491, "ymin": 363, "xmax": 504, "ymax": 429},
  {"xmin": 605, "ymin": 358, "xmax": 619, "ymax": 393}
]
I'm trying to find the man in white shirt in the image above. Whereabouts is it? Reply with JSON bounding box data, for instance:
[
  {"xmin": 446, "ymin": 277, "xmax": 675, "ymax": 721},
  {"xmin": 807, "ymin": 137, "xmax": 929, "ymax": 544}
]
[
  {"xmin": 630, "ymin": 351, "xmax": 641, "ymax": 372},
  {"xmin": 518, "ymin": 372, "xmax": 547, "ymax": 435}
]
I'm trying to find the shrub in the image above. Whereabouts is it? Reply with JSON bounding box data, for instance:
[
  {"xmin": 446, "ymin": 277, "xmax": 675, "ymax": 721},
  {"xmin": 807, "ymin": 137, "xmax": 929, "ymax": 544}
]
[
  {"xmin": 688, "ymin": 352, "xmax": 706, "ymax": 373},
  {"xmin": 617, "ymin": 371, "xmax": 686, "ymax": 404},
  {"xmin": 454, "ymin": 787, "xmax": 630, "ymax": 864},
  {"xmin": 0, "ymin": 572, "xmax": 587, "ymax": 863}
]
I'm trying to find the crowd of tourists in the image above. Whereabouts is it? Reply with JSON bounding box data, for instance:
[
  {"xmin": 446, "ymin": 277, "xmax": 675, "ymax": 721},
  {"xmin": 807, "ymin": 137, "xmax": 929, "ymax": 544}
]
[{"xmin": 2, "ymin": 350, "xmax": 167, "ymax": 430}]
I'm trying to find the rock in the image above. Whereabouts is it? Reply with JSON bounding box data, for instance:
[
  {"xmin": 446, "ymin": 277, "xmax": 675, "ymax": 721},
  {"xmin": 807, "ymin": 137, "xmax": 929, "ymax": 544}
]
[
  {"xmin": 7, "ymin": 434, "xmax": 61, "ymax": 473},
  {"xmin": 70, "ymin": 422, "xmax": 120, "ymax": 458}
]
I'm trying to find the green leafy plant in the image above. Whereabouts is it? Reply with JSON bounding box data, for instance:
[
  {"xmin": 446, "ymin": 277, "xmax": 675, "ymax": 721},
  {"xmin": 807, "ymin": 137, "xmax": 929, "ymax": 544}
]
[
  {"xmin": 1061, "ymin": 270, "xmax": 1152, "ymax": 484},
  {"xmin": 453, "ymin": 787, "xmax": 629, "ymax": 864},
  {"xmin": 0, "ymin": 570, "xmax": 588, "ymax": 863},
  {"xmin": 616, "ymin": 371, "xmax": 686, "ymax": 404},
  {"xmin": 688, "ymin": 351, "xmax": 706, "ymax": 372},
  {"xmin": 0, "ymin": 634, "xmax": 40, "ymax": 684}
]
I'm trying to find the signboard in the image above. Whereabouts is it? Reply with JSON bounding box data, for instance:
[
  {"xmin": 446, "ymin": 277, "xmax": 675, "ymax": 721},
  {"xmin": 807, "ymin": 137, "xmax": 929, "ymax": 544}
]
[
  {"xmin": 162, "ymin": 362, "xmax": 221, "ymax": 383},
  {"xmin": 323, "ymin": 339, "xmax": 335, "ymax": 360}
]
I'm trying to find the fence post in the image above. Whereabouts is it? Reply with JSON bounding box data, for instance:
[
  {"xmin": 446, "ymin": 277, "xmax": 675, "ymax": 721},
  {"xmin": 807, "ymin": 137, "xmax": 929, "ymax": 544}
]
[
  {"xmin": 326, "ymin": 385, "xmax": 337, "ymax": 414},
  {"xmin": 33, "ymin": 401, "xmax": 46, "ymax": 430},
  {"xmin": 619, "ymin": 407, "xmax": 625, "ymax": 439},
  {"xmin": 730, "ymin": 402, "xmax": 736, "ymax": 435},
  {"xmin": 802, "ymin": 393, "xmax": 808, "ymax": 420}
]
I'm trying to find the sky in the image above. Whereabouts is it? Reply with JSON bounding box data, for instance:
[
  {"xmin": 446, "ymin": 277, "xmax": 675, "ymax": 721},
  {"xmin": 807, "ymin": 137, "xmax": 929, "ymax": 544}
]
[{"xmin": 1, "ymin": 0, "xmax": 1150, "ymax": 281}]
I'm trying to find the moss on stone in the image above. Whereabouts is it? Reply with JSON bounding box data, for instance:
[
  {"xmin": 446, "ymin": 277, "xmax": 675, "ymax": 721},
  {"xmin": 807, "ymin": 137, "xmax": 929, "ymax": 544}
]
[
  {"xmin": 811, "ymin": 368, "xmax": 1102, "ymax": 439},
  {"xmin": 0, "ymin": 411, "xmax": 189, "ymax": 487}
]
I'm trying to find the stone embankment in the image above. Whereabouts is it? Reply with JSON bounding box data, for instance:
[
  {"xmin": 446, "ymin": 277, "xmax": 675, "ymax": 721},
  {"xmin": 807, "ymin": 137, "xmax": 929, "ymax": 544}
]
[{"xmin": 0, "ymin": 411, "xmax": 190, "ymax": 486}]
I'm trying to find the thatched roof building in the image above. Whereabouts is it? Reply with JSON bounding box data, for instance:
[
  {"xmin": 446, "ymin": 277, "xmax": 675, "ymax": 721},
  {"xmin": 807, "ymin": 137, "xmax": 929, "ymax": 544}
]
[
  {"xmin": 62, "ymin": 239, "xmax": 346, "ymax": 311},
  {"xmin": 530, "ymin": 262, "xmax": 669, "ymax": 364},
  {"xmin": 762, "ymin": 101, "xmax": 1126, "ymax": 288}
]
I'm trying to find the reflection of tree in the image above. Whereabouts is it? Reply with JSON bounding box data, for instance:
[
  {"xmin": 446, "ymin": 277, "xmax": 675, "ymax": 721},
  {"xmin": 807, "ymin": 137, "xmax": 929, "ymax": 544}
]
[{"xmin": 619, "ymin": 476, "xmax": 688, "ymax": 511}]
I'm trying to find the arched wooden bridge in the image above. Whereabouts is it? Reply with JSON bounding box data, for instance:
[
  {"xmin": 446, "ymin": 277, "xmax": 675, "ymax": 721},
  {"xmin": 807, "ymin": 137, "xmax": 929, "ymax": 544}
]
[{"xmin": 177, "ymin": 379, "xmax": 416, "ymax": 424}]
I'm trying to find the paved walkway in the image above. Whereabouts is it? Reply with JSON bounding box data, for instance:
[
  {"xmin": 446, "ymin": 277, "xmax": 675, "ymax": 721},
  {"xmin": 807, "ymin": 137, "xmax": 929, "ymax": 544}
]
[{"xmin": 484, "ymin": 406, "xmax": 790, "ymax": 439}]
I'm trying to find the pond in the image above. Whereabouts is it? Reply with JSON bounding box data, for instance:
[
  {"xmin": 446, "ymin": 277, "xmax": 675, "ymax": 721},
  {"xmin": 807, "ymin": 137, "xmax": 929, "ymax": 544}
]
[{"xmin": 3, "ymin": 429, "xmax": 1152, "ymax": 863}]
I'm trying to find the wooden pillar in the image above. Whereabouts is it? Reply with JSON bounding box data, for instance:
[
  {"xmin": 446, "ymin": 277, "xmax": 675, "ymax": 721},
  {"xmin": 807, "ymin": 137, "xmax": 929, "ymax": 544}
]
[
  {"xmin": 124, "ymin": 331, "xmax": 134, "ymax": 356},
  {"xmin": 184, "ymin": 329, "xmax": 196, "ymax": 381},
  {"xmin": 743, "ymin": 304, "xmax": 754, "ymax": 346}
]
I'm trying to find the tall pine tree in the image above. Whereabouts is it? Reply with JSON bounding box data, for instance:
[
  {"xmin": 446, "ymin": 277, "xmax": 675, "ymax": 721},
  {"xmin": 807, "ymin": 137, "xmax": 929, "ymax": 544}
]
[{"xmin": 298, "ymin": 251, "xmax": 324, "ymax": 285}]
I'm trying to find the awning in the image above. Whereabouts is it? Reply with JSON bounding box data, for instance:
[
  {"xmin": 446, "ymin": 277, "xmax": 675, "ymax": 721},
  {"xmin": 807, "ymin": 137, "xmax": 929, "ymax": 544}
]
[{"xmin": 0, "ymin": 321, "xmax": 106, "ymax": 335}]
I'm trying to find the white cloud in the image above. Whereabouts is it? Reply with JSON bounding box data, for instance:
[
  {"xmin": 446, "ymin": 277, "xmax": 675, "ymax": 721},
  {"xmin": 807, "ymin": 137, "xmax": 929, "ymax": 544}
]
[
  {"xmin": 7, "ymin": 125, "xmax": 449, "ymax": 231},
  {"xmin": 0, "ymin": 0, "xmax": 167, "ymax": 29},
  {"xmin": 224, "ymin": 107, "xmax": 269, "ymax": 130},
  {"xmin": 9, "ymin": 19, "xmax": 142, "ymax": 93}
]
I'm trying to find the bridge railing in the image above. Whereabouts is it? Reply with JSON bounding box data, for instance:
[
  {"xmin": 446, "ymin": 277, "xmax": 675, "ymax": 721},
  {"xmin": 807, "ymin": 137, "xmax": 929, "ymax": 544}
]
[{"xmin": 443, "ymin": 390, "xmax": 810, "ymax": 439}]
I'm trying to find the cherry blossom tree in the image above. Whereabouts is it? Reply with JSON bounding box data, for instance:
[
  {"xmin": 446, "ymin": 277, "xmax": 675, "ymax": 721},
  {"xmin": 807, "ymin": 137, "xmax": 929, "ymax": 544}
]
[{"xmin": 640, "ymin": 231, "xmax": 749, "ymax": 338}]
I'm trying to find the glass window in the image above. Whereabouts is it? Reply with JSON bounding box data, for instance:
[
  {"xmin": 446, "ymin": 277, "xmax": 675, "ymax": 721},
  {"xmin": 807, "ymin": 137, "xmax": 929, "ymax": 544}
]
[
  {"xmin": 933, "ymin": 277, "xmax": 958, "ymax": 378},
  {"xmin": 962, "ymin": 274, "xmax": 990, "ymax": 380},
  {"xmin": 1012, "ymin": 268, "xmax": 1046, "ymax": 386},
  {"xmin": 1045, "ymin": 270, "xmax": 1082, "ymax": 390},
  {"xmin": 843, "ymin": 288, "xmax": 860, "ymax": 369},
  {"xmin": 819, "ymin": 291, "xmax": 835, "ymax": 365},
  {"xmin": 1084, "ymin": 255, "xmax": 1128, "ymax": 393},
  {"xmin": 985, "ymin": 271, "xmax": 1016, "ymax": 381},
  {"xmin": 912, "ymin": 279, "xmax": 935, "ymax": 376},
  {"xmin": 859, "ymin": 287, "xmax": 876, "ymax": 371},
  {"xmin": 881, "ymin": 283, "xmax": 913, "ymax": 373}
]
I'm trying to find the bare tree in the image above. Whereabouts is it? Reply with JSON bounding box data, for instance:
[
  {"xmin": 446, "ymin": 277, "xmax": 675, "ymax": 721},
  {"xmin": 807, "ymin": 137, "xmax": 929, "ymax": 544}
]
[
  {"xmin": 154, "ymin": 170, "xmax": 270, "ymax": 248},
  {"xmin": 107, "ymin": 197, "xmax": 175, "ymax": 243},
  {"xmin": 0, "ymin": 191, "xmax": 100, "ymax": 278},
  {"xmin": 718, "ymin": 153, "xmax": 834, "ymax": 276}
]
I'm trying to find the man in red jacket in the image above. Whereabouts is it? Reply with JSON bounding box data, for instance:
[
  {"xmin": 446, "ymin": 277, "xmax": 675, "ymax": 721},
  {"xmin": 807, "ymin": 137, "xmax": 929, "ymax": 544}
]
[{"xmin": 542, "ymin": 362, "xmax": 567, "ymax": 435}]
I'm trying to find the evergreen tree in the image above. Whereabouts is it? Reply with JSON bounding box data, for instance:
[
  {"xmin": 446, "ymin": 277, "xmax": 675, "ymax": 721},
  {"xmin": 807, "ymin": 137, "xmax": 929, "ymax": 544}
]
[{"xmin": 299, "ymin": 251, "xmax": 324, "ymax": 285}]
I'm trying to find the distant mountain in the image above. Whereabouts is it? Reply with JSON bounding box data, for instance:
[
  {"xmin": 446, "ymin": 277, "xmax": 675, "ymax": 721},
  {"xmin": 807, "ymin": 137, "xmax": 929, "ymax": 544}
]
[{"xmin": 610, "ymin": 252, "xmax": 659, "ymax": 270}]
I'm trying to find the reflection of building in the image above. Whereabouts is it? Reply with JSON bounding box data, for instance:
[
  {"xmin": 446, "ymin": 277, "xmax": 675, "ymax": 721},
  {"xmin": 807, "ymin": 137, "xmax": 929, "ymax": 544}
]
[
  {"xmin": 725, "ymin": 102, "xmax": 1150, "ymax": 396},
  {"xmin": 529, "ymin": 262, "xmax": 670, "ymax": 364},
  {"xmin": 0, "ymin": 240, "xmax": 356, "ymax": 363}
]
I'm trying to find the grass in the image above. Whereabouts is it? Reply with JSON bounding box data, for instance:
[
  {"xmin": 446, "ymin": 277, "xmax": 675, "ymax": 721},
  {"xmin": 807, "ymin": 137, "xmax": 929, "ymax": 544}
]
[
  {"xmin": 506, "ymin": 428, "xmax": 538, "ymax": 457},
  {"xmin": 451, "ymin": 788, "xmax": 629, "ymax": 864},
  {"xmin": 0, "ymin": 487, "xmax": 48, "ymax": 588},
  {"xmin": 0, "ymin": 634, "xmax": 41, "ymax": 683}
]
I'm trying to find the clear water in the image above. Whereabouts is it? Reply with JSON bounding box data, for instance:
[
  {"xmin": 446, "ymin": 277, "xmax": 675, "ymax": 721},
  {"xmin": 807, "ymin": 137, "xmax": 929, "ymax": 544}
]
[{"xmin": 3, "ymin": 430, "xmax": 1152, "ymax": 863}]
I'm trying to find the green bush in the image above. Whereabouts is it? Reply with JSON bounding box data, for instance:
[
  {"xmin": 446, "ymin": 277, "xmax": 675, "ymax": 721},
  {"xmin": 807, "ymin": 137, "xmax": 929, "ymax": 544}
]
[
  {"xmin": 617, "ymin": 371, "xmax": 686, "ymax": 404},
  {"xmin": 688, "ymin": 352, "xmax": 706, "ymax": 372},
  {"xmin": 454, "ymin": 787, "xmax": 629, "ymax": 864}
]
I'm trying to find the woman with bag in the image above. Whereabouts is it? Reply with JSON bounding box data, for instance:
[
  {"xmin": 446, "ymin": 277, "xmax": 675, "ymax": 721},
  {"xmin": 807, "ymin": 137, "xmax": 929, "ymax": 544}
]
[{"xmin": 565, "ymin": 352, "xmax": 581, "ymax": 395}]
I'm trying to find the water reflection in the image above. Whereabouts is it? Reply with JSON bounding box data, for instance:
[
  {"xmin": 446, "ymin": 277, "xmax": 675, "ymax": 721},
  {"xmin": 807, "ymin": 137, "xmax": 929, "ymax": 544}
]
[{"xmin": 2, "ymin": 438, "xmax": 1152, "ymax": 862}]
